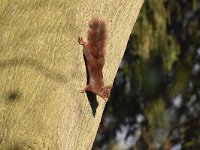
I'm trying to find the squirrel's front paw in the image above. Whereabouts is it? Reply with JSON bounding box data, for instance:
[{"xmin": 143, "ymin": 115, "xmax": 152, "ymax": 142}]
[
  {"xmin": 81, "ymin": 89, "xmax": 85, "ymax": 93},
  {"xmin": 81, "ymin": 85, "xmax": 90, "ymax": 93}
]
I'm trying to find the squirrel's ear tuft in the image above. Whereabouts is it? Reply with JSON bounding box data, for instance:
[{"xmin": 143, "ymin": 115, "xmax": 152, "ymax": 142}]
[{"xmin": 101, "ymin": 86, "xmax": 112, "ymax": 100}]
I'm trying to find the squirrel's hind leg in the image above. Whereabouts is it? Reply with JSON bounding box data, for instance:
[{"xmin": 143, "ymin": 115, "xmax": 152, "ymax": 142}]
[
  {"xmin": 78, "ymin": 37, "xmax": 95, "ymax": 61},
  {"xmin": 78, "ymin": 37, "xmax": 87, "ymax": 46}
]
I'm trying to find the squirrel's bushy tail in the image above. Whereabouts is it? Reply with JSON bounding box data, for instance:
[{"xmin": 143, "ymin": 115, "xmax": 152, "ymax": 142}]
[{"xmin": 87, "ymin": 18, "xmax": 107, "ymax": 58}]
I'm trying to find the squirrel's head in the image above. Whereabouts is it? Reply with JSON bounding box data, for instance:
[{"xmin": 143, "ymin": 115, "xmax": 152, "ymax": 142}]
[{"xmin": 100, "ymin": 86, "xmax": 112, "ymax": 101}]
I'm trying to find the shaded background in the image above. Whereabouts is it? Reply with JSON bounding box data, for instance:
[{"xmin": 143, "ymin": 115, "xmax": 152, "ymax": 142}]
[{"xmin": 93, "ymin": 0, "xmax": 200, "ymax": 149}]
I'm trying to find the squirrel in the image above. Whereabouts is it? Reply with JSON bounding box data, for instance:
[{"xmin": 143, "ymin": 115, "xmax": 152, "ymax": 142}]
[{"xmin": 78, "ymin": 18, "xmax": 112, "ymax": 101}]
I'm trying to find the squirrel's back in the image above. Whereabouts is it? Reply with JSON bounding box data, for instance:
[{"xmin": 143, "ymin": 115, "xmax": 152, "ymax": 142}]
[{"xmin": 87, "ymin": 18, "xmax": 107, "ymax": 58}]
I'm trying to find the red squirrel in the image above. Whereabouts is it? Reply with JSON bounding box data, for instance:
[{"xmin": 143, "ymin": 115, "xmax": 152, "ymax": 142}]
[{"xmin": 78, "ymin": 18, "xmax": 112, "ymax": 101}]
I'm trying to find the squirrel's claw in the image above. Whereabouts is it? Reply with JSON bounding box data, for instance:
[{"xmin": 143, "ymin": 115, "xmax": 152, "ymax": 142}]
[
  {"xmin": 78, "ymin": 37, "xmax": 84, "ymax": 45},
  {"xmin": 81, "ymin": 85, "xmax": 90, "ymax": 93},
  {"xmin": 81, "ymin": 89, "xmax": 85, "ymax": 93}
]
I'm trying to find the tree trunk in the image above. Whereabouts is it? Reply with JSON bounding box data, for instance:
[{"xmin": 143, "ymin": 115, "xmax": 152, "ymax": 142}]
[{"xmin": 0, "ymin": 0, "xmax": 143, "ymax": 149}]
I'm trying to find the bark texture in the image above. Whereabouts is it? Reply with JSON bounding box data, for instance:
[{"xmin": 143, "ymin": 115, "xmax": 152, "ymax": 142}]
[{"xmin": 0, "ymin": 0, "xmax": 143, "ymax": 149}]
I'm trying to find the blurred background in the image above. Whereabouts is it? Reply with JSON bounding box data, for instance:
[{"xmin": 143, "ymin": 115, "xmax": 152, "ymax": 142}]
[{"xmin": 93, "ymin": 0, "xmax": 200, "ymax": 149}]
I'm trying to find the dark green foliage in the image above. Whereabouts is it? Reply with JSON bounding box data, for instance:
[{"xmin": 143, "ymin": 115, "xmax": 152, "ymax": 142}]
[{"xmin": 94, "ymin": 0, "xmax": 200, "ymax": 149}]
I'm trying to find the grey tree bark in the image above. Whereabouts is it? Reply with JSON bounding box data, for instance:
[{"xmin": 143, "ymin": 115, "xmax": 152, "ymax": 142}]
[{"xmin": 0, "ymin": 0, "xmax": 143, "ymax": 149}]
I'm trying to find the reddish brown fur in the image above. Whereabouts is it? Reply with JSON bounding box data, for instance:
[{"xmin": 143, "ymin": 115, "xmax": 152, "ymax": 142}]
[
  {"xmin": 87, "ymin": 18, "xmax": 107, "ymax": 58},
  {"xmin": 78, "ymin": 18, "xmax": 112, "ymax": 101}
]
